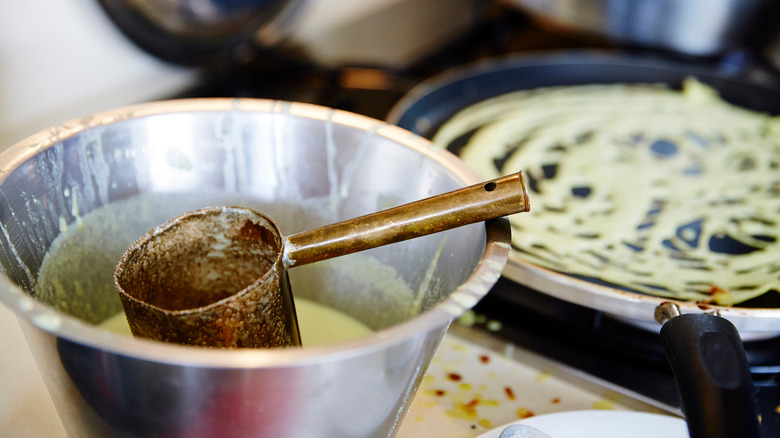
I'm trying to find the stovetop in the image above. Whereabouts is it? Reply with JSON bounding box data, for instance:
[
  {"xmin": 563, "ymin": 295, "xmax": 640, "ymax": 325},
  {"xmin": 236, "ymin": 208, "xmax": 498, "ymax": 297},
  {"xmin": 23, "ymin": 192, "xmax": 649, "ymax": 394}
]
[{"xmin": 470, "ymin": 277, "xmax": 780, "ymax": 436}]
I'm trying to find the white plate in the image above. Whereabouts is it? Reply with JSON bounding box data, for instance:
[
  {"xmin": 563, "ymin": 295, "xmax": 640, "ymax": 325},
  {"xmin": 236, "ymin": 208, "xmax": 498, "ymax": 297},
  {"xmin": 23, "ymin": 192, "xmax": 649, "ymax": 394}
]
[{"xmin": 477, "ymin": 410, "xmax": 688, "ymax": 438}]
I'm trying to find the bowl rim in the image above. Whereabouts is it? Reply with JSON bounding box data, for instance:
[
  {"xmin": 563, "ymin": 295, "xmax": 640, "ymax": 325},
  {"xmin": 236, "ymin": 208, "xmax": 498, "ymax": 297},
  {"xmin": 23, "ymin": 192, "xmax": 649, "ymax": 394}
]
[{"xmin": 0, "ymin": 98, "xmax": 511, "ymax": 367}]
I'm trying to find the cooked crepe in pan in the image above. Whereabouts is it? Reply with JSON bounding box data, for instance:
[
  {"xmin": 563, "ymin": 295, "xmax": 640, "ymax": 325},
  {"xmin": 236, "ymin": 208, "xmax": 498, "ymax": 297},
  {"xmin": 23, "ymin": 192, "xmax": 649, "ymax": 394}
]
[{"xmin": 435, "ymin": 79, "xmax": 780, "ymax": 305}]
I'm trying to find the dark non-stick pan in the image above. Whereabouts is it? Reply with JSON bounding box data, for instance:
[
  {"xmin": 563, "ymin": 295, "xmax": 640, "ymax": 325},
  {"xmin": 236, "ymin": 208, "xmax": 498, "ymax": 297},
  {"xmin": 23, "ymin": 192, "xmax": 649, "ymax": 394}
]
[{"xmin": 388, "ymin": 50, "xmax": 780, "ymax": 438}]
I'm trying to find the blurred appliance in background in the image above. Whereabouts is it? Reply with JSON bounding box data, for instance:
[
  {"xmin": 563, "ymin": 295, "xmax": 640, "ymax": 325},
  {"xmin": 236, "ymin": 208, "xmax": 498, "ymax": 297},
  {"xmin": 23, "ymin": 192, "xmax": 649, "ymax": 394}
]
[
  {"xmin": 0, "ymin": 0, "xmax": 488, "ymax": 149},
  {"xmin": 95, "ymin": 0, "xmax": 309, "ymax": 66},
  {"xmin": 97, "ymin": 0, "xmax": 492, "ymax": 68},
  {"xmin": 503, "ymin": 0, "xmax": 780, "ymax": 57}
]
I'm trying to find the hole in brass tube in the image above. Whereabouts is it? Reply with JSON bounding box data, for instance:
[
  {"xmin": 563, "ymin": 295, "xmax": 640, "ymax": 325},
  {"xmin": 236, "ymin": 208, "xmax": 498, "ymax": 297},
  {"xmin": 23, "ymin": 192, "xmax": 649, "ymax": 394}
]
[{"xmin": 484, "ymin": 182, "xmax": 497, "ymax": 191}]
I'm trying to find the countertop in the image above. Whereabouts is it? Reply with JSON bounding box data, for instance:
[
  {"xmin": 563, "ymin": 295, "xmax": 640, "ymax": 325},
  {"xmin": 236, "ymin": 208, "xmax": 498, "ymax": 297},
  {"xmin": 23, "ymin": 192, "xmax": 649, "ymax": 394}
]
[
  {"xmin": 396, "ymin": 325, "xmax": 655, "ymax": 437},
  {"xmin": 0, "ymin": 303, "xmax": 664, "ymax": 438}
]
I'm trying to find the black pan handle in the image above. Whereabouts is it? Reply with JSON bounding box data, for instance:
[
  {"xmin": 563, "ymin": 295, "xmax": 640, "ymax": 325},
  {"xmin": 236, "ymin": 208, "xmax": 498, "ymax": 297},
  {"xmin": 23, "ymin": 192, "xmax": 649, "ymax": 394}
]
[{"xmin": 658, "ymin": 305, "xmax": 761, "ymax": 438}]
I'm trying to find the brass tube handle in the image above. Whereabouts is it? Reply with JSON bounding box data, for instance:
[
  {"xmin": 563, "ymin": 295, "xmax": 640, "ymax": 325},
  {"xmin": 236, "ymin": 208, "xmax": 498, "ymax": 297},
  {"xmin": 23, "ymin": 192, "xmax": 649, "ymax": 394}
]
[{"xmin": 284, "ymin": 171, "xmax": 529, "ymax": 267}]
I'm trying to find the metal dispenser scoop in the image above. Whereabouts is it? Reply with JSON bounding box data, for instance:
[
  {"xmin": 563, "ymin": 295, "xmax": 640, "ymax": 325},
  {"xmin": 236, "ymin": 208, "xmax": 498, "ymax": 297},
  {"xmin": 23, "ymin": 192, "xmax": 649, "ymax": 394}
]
[{"xmin": 114, "ymin": 172, "xmax": 530, "ymax": 348}]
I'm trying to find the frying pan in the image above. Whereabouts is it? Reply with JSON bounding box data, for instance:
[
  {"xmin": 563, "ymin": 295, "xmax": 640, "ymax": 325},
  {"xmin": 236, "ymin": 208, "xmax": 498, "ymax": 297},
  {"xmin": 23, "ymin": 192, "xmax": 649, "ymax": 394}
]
[{"xmin": 387, "ymin": 50, "xmax": 780, "ymax": 438}]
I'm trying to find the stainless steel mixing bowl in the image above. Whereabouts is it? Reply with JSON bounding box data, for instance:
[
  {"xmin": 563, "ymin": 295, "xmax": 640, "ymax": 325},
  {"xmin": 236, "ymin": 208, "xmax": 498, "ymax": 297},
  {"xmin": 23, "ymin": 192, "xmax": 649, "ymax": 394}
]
[{"xmin": 0, "ymin": 99, "xmax": 510, "ymax": 438}]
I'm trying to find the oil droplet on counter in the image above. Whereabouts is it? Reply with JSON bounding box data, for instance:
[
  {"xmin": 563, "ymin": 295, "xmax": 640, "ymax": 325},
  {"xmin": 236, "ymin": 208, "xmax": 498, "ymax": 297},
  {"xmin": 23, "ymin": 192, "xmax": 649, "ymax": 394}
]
[
  {"xmin": 504, "ymin": 386, "xmax": 516, "ymax": 400},
  {"xmin": 453, "ymin": 343, "xmax": 468, "ymax": 353},
  {"xmin": 593, "ymin": 399, "xmax": 615, "ymax": 410},
  {"xmin": 447, "ymin": 373, "xmax": 462, "ymax": 382},
  {"xmin": 516, "ymin": 407, "xmax": 535, "ymax": 419},
  {"xmin": 448, "ymin": 398, "xmax": 480, "ymax": 420},
  {"xmin": 535, "ymin": 371, "xmax": 551, "ymax": 382}
]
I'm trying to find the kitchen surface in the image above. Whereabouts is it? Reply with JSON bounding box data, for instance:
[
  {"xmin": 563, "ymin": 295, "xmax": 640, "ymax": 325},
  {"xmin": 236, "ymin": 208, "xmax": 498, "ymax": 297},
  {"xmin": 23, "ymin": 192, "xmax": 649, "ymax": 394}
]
[
  {"xmin": 2, "ymin": 1, "xmax": 780, "ymax": 437},
  {"xmin": 0, "ymin": 306, "xmax": 659, "ymax": 437}
]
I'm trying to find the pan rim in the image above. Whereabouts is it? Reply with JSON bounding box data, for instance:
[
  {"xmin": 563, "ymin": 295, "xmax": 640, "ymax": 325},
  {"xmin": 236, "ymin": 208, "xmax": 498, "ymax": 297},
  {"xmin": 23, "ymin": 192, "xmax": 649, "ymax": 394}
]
[{"xmin": 388, "ymin": 48, "xmax": 780, "ymax": 133}]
